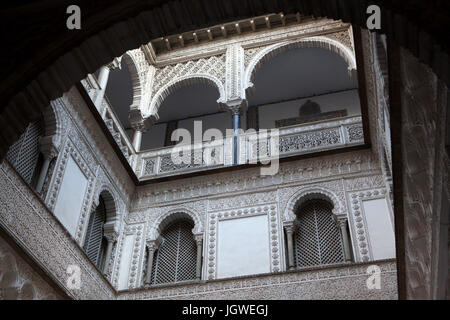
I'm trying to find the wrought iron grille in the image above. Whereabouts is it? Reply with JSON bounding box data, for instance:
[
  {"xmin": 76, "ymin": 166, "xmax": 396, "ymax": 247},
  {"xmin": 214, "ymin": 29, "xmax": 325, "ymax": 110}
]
[
  {"xmin": 294, "ymin": 200, "xmax": 344, "ymax": 268},
  {"xmin": 151, "ymin": 219, "xmax": 197, "ymax": 285},
  {"xmin": 83, "ymin": 197, "xmax": 106, "ymax": 269},
  {"xmin": 6, "ymin": 120, "xmax": 43, "ymax": 185}
]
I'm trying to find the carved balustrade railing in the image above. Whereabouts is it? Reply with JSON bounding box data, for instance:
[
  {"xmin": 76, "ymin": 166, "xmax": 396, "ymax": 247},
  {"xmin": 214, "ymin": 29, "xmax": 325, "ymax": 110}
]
[
  {"xmin": 81, "ymin": 78, "xmax": 136, "ymax": 165},
  {"xmin": 137, "ymin": 116, "xmax": 364, "ymax": 179},
  {"xmin": 138, "ymin": 137, "xmax": 231, "ymax": 178},
  {"xmin": 101, "ymin": 97, "xmax": 136, "ymax": 163}
]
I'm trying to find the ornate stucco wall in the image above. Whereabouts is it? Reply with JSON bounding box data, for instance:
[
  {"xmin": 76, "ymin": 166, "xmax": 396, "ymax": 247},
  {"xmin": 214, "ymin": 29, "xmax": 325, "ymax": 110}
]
[
  {"xmin": 0, "ymin": 18, "xmax": 402, "ymax": 300},
  {"xmin": 0, "ymin": 233, "xmax": 63, "ymax": 300}
]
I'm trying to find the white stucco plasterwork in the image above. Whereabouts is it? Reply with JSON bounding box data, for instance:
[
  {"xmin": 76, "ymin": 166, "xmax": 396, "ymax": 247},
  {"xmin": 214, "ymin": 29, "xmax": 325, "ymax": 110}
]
[
  {"xmin": 147, "ymin": 73, "xmax": 226, "ymax": 117},
  {"xmin": 146, "ymin": 206, "xmax": 204, "ymax": 241},
  {"xmin": 46, "ymin": 136, "xmax": 97, "ymax": 242},
  {"xmin": 347, "ymin": 188, "xmax": 390, "ymax": 262},
  {"xmin": 0, "ymin": 161, "xmax": 115, "ymax": 299},
  {"xmin": 282, "ymin": 185, "xmax": 346, "ymax": 224},
  {"xmin": 62, "ymin": 88, "xmax": 135, "ymax": 204},
  {"xmin": 244, "ymin": 36, "xmax": 357, "ymax": 95},
  {"xmin": 112, "ymin": 223, "xmax": 145, "ymax": 290},
  {"xmin": 132, "ymin": 150, "xmax": 379, "ymax": 210},
  {"xmin": 207, "ymin": 203, "xmax": 281, "ymax": 280}
]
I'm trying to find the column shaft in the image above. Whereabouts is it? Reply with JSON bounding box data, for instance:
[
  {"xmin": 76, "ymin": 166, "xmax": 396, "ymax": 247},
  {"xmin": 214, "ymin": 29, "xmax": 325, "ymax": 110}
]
[
  {"xmin": 339, "ymin": 220, "xmax": 352, "ymax": 262},
  {"xmin": 132, "ymin": 130, "xmax": 143, "ymax": 152},
  {"xmin": 35, "ymin": 157, "xmax": 51, "ymax": 193},
  {"xmin": 103, "ymin": 240, "xmax": 114, "ymax": 274},
  {"xmin": 144, "ymin": 247, "xmax": 156, "ymax": 285},
  {"xmin": 286, "ymin": 228, "xmax": 295, "ymax": 270},
  {"xmin": 196, "ymin": 240, "xmax": 203, "ymax": 280},
  {"xmin": 232, "ymin": 113, "xmax": 240, "ymax": 165},
  {"xmin": 94, "ymin": 65, "xmax": 111, "ymax": 108}
]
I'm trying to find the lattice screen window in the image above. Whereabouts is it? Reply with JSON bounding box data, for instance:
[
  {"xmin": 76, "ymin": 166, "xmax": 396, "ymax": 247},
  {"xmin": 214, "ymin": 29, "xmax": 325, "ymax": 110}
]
[
  {"xmin": 150, "ymin": 219, "xmax": 197, "ymax": 285},
  {"xmin": 83, "ymin": 197, "xmax": 107, "ymax": 270},
  {"xmin": 294, "ymin": 199, "xmax": 345, "ymax": 268},
  {"xmin": 6, "ymin": 119, "xmax": 44, "ymax": 186}
]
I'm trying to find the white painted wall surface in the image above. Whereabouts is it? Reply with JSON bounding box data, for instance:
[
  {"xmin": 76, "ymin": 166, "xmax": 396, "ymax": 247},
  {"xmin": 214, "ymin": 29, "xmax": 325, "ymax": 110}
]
[
  {"xmin": 118, "ymin": 234, "xmax": 135, "ymax": 290},
  {"xmin": 217, "ymin": 215, "xmax": 270, "ymax": 279},
  {"xmin": 258, "ymin": 89, "xmax": 361, "ymax": 129},
  {"xmin": 53, "ymin": 156, "xmax": 88, "ymax": 236},
  {"xmin": 363, "ymin": 198, "xmax": 396, "ymax": 260},
  {"xmin": 178, "ymin": 112, "xmax": 232, "ymax": 142}
]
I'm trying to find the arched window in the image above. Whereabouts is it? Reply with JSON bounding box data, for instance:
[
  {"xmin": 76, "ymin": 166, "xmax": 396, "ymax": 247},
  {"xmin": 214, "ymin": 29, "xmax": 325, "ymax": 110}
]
[
  {"xmin": 294, "ymin": 199, "xmax": 345, "ymax": 268},
  {"xmin": 150, "ymin": 218, "xmax": 197, "ymax": 285},
  {"xmin": 83, "ymin": 196, "xmax": 107, "ymax": 270},
  {"xmin": 6, "ymin": 119, "xmax": 44, "ymax": 188}
]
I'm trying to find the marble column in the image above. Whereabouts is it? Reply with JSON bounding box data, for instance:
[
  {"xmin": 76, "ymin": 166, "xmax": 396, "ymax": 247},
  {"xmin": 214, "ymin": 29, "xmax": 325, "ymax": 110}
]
[
  {"xmin": 94, "ymin": 66, "xmax": 111, "ymax": 108},
  {"xmin": 36, "ymin": 135, "xmax": 59, "ymax": 194},
  {"xmin": 94, "ymin": 58, "xmax": 121, "ymax": 109},
  {"xmin": 194, "ymin": 234, "xmax": 203, "ymax": 280},
  {"xmin": 132, "ymin": 129, "xmax": 143, "ymax": 152},
  {"xmin": 337, "ymin": 217, "xmax": 352, "ymax": 262},
  {"xmin": 285, "ymin": 223, "xmax": 296, "ymax": 270},
  {"xmin": 144, "ymin": 241, "xmax": 158, "ymax": 286},
  {"xmin": 103, "ymin": 233, "xmax": 118, "ymax": 275}
]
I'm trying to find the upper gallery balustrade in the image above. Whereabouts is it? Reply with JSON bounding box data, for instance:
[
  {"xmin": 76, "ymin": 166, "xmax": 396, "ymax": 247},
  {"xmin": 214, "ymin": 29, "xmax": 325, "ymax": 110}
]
[
  {"xmin": 80, "ymin": 17, "xmax": 363, "ymax": 181},
  {"xmin": 136, "ymin": 115, "xmax": 363, "ymax": 179}
]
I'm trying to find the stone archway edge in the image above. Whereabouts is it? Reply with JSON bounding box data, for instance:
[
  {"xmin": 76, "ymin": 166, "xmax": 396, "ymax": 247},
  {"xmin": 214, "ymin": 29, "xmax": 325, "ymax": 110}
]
[{"xmin": 0, "ymin": 1, "xmax": 449, "ymax": 158}]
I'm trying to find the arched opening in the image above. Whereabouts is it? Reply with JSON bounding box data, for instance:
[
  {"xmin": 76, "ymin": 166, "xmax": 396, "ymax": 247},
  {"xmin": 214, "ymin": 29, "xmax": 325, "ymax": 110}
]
[
  {"xmin": 149, "ymin": 216, "xmax": 197, "ymax": 285},
  {"xmin": 83, "ymin": 190, "xmax": 117, "ymax": 271},
  {"xmin": 247, "ymin": 46, "xmax": 360, "ymax": 130},
  {"xmin": 100, "ymin": 59, "xmax": 134, "ymax": 139},
  {"xmin": 0, "ymin": 1, "xmax": 448, "ymax": 300},
  {"xmin": 83, "ymin": 195, "xmax": 107, "ymax": 270},
  {"xmin": 141, "ymin": 82, "xmax": 229, "ymax": 150},
  {"xmin": 292, "ymin": 199, "xmax": 347, "ymax": 268}
]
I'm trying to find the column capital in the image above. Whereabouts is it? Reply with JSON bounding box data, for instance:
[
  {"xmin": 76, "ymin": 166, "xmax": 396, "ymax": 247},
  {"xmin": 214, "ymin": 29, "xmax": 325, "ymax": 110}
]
[
  {"xmin": 39, "ymin": 135, "xmax": 60, "ymax": 160},
  {"xmin": 335, "ymin": 215, "xmax": 348, "ymax": 227},
  {"xmin": 193, "ymin": 233, "xmax": 203, "ymax": 245},
  {"xmin": 284, "ymin": 222, "xmax": 296, "ymax": 234},
  {"xmin": 129, "ymin": 109, "xmax": 155, "ymax": 132},
  {"xmin": 103, "ymin": 221, "xmax": 119, "ymax": 243},
  {"xmin": 104, "ymin": 232, "xmax": 118, "ymax": 243},
  {"xmin": 107, "ymin": 57, "xmax": 122, "ymax": 71},
  {"xmin": 223, "ymin": 99, "xmax": 247, "ymax": 115},
  {"xmin": 146, "ymin": 238, "xmax": 161, "ymax": 250}
]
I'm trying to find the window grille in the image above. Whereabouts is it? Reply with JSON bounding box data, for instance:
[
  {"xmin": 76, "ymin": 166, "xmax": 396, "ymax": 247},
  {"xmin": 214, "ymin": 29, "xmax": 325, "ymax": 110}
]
[
  {"xmin": 6, "ymin": 120, "xmax": 43, "ymax": 186},
  {"xmin": 83, "ymin": 197, "xmax": 106, "ymax": 269},
  {"xmin": 151, "ymin": 219, "xmax": 197, "ymax": 285},
  {"xmin": 294, "ymin": 200, "xmax": 344, "ymax": 268}
]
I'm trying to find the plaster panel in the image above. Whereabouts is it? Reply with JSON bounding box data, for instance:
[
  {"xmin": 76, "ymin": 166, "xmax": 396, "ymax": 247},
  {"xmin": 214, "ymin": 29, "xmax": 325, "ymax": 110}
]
[
  {"xmin": 363, "ymin": 198, "xmax": 396, "ymax": 260},
  {"xmin": 118, "ymin": 233, "xmax": 135, "ymax": 290},
  {"xmin": 53, "ymin": 156, "xmax": 88, "ymax": 236},
  {"xmin": 217, "ymin": 215, "xmax": 270, "ymax": 279}
]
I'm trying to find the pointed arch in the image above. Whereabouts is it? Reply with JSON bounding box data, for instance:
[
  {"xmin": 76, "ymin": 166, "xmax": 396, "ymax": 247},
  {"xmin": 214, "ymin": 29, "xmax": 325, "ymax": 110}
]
[{"xmin": 244, "ymin": 36, "xmax": 357, "ymax": 94}]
